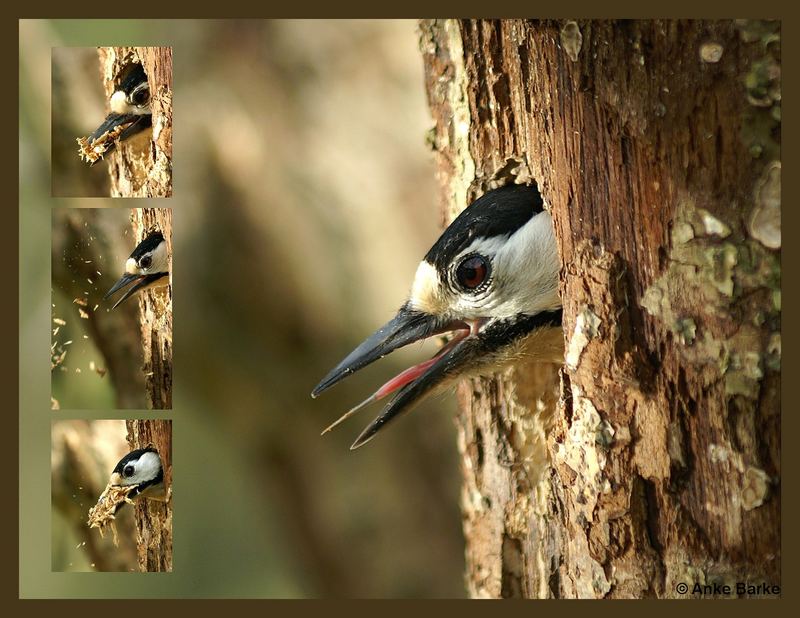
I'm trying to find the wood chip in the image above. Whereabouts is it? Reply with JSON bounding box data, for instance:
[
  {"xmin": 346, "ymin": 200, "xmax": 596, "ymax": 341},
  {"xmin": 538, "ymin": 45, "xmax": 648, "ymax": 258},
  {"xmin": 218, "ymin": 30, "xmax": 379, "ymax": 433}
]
[
  {"xmin": 76, "ymin": 122, "xmax": 130, "ymax": 165},
  {"xmin": 87, "ymin": 483, "xmax": 137, "ymax": 546}
]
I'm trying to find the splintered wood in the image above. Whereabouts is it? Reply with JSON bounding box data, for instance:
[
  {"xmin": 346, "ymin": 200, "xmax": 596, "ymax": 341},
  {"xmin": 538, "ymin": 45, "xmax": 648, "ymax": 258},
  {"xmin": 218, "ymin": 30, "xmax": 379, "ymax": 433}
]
[
  {"xmin": 87, "ymin": 483, "xmax": 136, "ymax": 546},
  {"xmin": 76, "ymin": 122, "xmax": 130, "ymax": 165}
]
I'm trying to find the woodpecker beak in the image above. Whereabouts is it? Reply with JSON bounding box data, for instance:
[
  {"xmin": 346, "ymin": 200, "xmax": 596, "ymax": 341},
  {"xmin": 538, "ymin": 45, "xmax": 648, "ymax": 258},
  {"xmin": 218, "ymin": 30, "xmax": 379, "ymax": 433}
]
[
  {"xmin": 313, "ymin": 304, "xmax": 490, "ymax": 449},
  {"xmin": 104, "ymin": 272, "xmax": 154, "ymax": 309},
  {"xmin": 89, "ymin": 112, "xmax": 138, "ymax": 141},
  {"xmin": 81, "ymin": 113, "xmax": 151, "ymax": 166}
]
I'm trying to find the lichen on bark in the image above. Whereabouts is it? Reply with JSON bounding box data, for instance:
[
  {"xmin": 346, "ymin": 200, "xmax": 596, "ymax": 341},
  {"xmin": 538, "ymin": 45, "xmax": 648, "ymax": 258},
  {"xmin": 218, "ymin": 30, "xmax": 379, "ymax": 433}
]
[{"xmin": 420, "ymin": 18, "xmax": 780, "ymax": 599}]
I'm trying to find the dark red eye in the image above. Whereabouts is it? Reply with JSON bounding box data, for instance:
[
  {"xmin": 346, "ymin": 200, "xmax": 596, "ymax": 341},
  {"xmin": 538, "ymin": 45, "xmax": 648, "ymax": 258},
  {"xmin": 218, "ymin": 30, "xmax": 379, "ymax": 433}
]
[{"xmin": 456, "ymin": 255, "xmax": 490, "ymax": 290}]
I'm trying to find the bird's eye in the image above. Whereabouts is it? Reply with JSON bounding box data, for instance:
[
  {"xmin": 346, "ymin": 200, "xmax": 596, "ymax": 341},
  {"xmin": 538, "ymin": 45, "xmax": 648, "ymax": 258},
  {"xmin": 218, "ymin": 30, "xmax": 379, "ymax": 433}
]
[
  {"xmin": 123, "ymin": 465, "xmax": 134, "ymax": 478},
  {"xmin": 456, "ymin": 255, "xmax": 490, "ymax": 291},
  {"xmin": 139, "ymin": 255, "xmax": 152, "ymax": 269},
  {"xmin": 130, "ymin": 85, "xmax": 150, "ymax": 107}
]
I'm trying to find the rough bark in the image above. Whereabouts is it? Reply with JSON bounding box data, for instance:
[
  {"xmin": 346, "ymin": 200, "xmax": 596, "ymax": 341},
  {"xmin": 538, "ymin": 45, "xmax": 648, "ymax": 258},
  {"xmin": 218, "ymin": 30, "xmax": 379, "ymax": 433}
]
[
  {"xmin": 131, "ymin": 208, "xmax": 173, "ymax": 409},
  {"xmin": 125, "ymin": 419, "xmax": 173, "ymax": 572},
  {"xmin": 420, "ymin": 19, "xmax": 780, "ymax": 599},
  {"xmin": 98, "ymin": 46, "xmax": 173, "ymax": 197}
]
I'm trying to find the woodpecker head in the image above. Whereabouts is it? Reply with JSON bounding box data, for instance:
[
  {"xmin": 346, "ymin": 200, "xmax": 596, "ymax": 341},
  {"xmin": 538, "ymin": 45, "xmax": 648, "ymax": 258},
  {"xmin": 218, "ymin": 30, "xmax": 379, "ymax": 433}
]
[
  {"xmin": 104, "ymin": 230, "xmax": 169, "ymax": 309},
  {"xmin": 109, "ymin": 447, "xmax": 165, "ymax": 510},
  {"xmin": 80, "ymin": 63, "xmax": 153, "ymax": 165},
  {"xmin": 313, "ymin": 184, "xmax": 563, "ymax": 449}
]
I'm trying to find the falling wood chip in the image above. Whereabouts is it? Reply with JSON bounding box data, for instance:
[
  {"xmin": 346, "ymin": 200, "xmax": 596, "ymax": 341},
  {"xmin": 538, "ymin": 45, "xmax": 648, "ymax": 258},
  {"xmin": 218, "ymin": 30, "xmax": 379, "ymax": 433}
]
[{"xmin": 89, "ymin": 361, "xmax": 107, "ymax": 377}]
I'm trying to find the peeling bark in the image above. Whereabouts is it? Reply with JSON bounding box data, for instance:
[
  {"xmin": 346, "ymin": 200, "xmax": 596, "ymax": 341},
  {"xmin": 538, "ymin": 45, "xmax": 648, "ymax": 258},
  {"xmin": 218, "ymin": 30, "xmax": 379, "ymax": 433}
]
[
  {"xmin": 420, "ymin": 19, "xmax": 780, "ymax": 599},
  {"xmin": 125, "ymin": 419, "xmax": 173, "ymax": 572},
  {"xmin": 131, "ymin": 208, "xmax": 173, "ymax": 409},
  {"xmin": 98, "ymin": 46, "xmax": 172, "ymax": 197}
]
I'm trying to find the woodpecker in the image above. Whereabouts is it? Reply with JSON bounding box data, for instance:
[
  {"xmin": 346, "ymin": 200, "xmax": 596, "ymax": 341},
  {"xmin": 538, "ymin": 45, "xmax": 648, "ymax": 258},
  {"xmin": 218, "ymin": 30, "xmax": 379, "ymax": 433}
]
[
  {"xmin": 104, "ymin": 230, "xmax": 169, "ymax": 309},
  {"xmin": 109, "ymin": 447, "xmax": 166, "ymax": 510},
  {"xmin": 78, "ymin": 63, "xmax": 152, "ymax": 165},
  {"xmin": 313, "ymin": 183, "xmax": 563, "ymax": 449}
]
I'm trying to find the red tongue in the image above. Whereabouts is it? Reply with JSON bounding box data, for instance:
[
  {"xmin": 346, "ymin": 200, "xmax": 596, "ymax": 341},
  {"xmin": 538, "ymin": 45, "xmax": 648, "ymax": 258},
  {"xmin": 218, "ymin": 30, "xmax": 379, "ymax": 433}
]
[
  {"xmin": 321, "ymin": 329, "xmax": 470, "ymax": 437},
  {"xmin": 374, "ymin": 358, "xmax": 438, "ymax": 400},
  {"xmin": 374, "ymin": 327, "xmax": 470, "ymax": 400},
  {"xmin": 320, "ymin": 358, "xmax": 439, "ymax": 436}
]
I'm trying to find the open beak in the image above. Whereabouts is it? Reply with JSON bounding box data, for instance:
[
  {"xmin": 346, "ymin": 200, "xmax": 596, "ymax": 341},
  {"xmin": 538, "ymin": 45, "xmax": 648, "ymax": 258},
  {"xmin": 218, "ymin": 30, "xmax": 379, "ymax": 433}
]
[
  {"xmin": 313, "ymin": 304, "xmax": 486, "ymax": 449},
  {"xmin": 104, "ymin": 273, "xmax": 152, "ymax": 309}
]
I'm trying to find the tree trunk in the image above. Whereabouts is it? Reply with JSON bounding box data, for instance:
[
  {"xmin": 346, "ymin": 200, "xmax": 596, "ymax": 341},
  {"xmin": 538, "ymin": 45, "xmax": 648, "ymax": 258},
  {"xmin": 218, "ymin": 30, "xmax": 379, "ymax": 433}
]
[
  {"xmin": 98, "ymin": 46, "xmax": 172, "ymax": 197},
  {"xmin": 130, "ymin": 208, "xmax": 173, "ymax": 410},
  {"xmin": 420, "ymin": 19, "xmax": 780, "ymax": 599},
  {"xmin": 125, "ymin": 419, "xmax": 173, "ymax": 572}
]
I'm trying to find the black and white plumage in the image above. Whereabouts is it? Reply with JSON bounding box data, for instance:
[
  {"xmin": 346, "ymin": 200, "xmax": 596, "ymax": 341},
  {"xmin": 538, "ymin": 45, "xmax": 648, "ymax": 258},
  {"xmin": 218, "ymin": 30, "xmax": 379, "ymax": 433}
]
[
  {"xmin": 110, "ymin": 447, "xmax": 165, "ymax": 509},
  {"xmin": 104, "ymin": 230, "xmax": 169, "ymax": 309},
  {"xmin": 83, "ymin": 63, "xmax": 152, "ymax": 164},
  {"xmin": 313, "ymin": 184, "xmax": 564, "ymax": 449}
]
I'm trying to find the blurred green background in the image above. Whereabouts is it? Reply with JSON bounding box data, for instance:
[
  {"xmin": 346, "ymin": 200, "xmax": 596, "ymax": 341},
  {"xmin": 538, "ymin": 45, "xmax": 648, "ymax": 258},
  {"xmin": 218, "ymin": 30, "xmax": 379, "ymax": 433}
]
[
  {"xmin": 51, "ymin": 208, "xmax": 149, "ymax": 410},
  {"xmin": 21, "ymin": 20, "xmax": 465, "ymax": 597}
]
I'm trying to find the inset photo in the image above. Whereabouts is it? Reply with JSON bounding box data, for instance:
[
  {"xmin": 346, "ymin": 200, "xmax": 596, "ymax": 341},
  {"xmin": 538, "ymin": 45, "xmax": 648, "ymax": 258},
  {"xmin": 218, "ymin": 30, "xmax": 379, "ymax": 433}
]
[
  {"xmin": 51, "ymin": 207, "xmax": 172, "ymax": 409},
  {"xmin": 52, "ymin": 46, "xmax": 172, "ymax": 198},
  {"xmin": 51, "ymin": 419, "xmax": 172, "ymax": 572}
]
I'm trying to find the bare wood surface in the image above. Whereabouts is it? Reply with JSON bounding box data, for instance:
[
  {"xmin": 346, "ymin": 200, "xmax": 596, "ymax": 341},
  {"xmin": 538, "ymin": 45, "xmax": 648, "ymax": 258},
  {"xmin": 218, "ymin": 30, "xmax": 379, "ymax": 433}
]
[
  {"xmin": 421, "ymin": 19, "xmax": 780, "ymax": 598},
  {"xmin": 97, "ymin": 46, "xmax": 172, "ymax": 197}
]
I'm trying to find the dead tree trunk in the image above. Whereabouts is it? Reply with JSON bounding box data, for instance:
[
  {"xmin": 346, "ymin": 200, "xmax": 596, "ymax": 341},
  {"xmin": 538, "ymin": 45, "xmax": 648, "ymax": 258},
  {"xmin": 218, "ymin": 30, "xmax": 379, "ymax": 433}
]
[
  {"xmin": 98, "ymin": 46, "xmax": 172, "ymax": 197},
  {"xmin": 420, "ymin": 19, "xmax": 780, "ymax": 599},
  {"xmin": 125, "ymin": 419, "xmax": 173, "ymax": 572},
  {"xmin": 131, "ymin": 208, "xmax": 173, "ymax": 409}
]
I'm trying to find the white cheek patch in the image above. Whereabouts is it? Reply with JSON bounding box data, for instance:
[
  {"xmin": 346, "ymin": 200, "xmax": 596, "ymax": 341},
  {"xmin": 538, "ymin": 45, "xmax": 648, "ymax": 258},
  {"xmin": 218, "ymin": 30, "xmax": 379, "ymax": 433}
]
[
  {"xmin": 408, "ymin": 261, "xmax": 448, "ymax": 315},
  {"xmin": 110, "ymin": 90, "xmax": 130, "ymax": 115},
  {"xmin": 148, "ymin": 241, "xmax": 169, "ymax": 273},
  {"xmin": 490, "ymin": 211, "xmax": 561, "ymax": 317},
  {"xmin": 125, "ymin": 257, "xmax": 139, "ymax": 274},
  {"xmin": 124, "ymin": 451, "xmax": 162, "ymax": 486}
]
